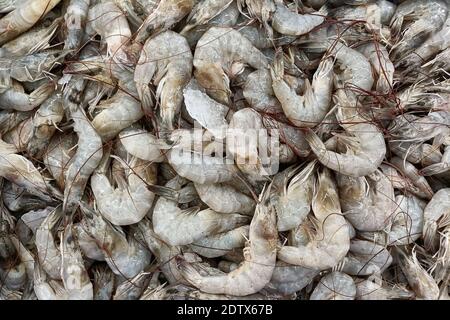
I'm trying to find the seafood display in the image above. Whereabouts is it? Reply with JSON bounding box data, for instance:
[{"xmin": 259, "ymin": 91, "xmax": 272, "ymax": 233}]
[{"xmin": 1, "ymin": 0, "xmax": 450, "ymax": 300}]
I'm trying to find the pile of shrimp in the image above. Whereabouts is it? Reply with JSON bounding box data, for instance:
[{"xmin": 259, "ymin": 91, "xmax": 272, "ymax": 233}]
[{"xmin": 0, "ymin": 0, "xmax": 449, "ymax": 300}]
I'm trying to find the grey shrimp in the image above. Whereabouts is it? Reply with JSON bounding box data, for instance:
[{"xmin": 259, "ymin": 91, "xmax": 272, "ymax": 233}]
[{"xmin": 422, "ymin": 188, "xmax": 450, "ymax": 251}]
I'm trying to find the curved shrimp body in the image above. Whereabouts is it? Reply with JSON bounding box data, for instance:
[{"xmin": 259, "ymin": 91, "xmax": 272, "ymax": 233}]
[
  {"xmin": 0, "ymin": 0, "xmax": 62, "ymax": 45},
  {"xmin": 194, "ymin": 182, "xmax": 255, "ymax": 215},
  {"xmin": 268, "ymin": 261, "xmax": 319, "ymax": 296},
  {"xmin": 193, "ymin": 27, "xmax": 268, "ymax": 105},
  {"xmin": 389, "ymin": 0, "xmax": 448, "ymax": 61},
  {"xmin": 79, "ymin": 203, "xmax": 151, "ymax": 278},
  {"xmin": 86, "ymin": 2, "xmax": 133, "ymax": 65},
  {"xmin": 118, "ymin": 128, "xmax": 167, "ymax": 162},
  {"xmin": 35, "ymin": 207, "xmax": 62, "ymax": 280},
  {"xmin": 33, "ymin": 263, "xmax": 68, "ymax": 300},
  {"xmin": 270, "ymin": 161, "xmax": 315, "ymax": 232},
  {"xmin": 134, "ymin": 0, "xmax": 194, "ymax": 44},
  {"xmin": 190, "ymin": 225, "xmax": 249, "ymax": 258},
  {"xmin": 153, "ymin": 176, "xmax": 249, "ymax": 246},
  {"xmin": 0, "ymin": 81, "xmax": 54, "ymax": 111},
  {"xmin": 310, "ymin": 271, "xmax": 356, "ymax": 300},
  {"xmin": 64, "ymin": 0, "xmax": 90, "ymax": 51},
  {"xmin": 336, "ymin": 169, "xmax": 395, "ymax": 232},
  {"xmin": 60, "ymin": 224, "xmax": 93, "ymax": 300},
  {"xmin": 242, "ymin": 68, "xmax": 282, "ymax": 113},
  {"xmin": 91, "ymin": 155, "xmax": 155, "ymax": 226},
  {"xmin": 272, "ymin": 1, "xmax": 324, "ymax": 36},
  {"xmin": 134, "ymin": 30, "xmax": 193, "ymax": 130},
  {"xmin": 270, "ymin": 52, "xmax": 333, "ymax": 127},
  {"xmin": 357, "ymin": 42, "xmax": 394, "ymax": 94},
  {"xmin": 181, "ymin": 0, "xmax": 233, "ymax": 34},
  {"xmin": 63, "ymin": 106, "xmax": 103, "ymax": 215},
  {"xmin": 178, "ymin": 185, "xmax": 278, "ymax": 296},
  {"xmin": 388, "ymin": 195, "xmax": 426, "ymax": 246},
  {"xmin": 422, "ymin": 188, "xmax": 450, "ymax": 251},
  {"xmin": 278, "ymin": 169, "xmax": 350, "ymax": 271}
]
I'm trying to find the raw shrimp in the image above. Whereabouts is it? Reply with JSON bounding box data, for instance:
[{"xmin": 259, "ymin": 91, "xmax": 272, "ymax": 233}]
[
  {"xmin": 268, "ymin": 261, "xmax": 319, "ymax": 295},
  {"xmin": 193, "ymin": 27, "xmax": 268, "ymax": 105},
  {"xmin": 178, "ymin": 184, "xmax": 277, "ymax": 296},
  {"xmin": 33, "ymin": 263, "xmax": 68, "ymax": 300},
  {"xmin": 336, "ymin": 169, "xmax": 395, "ymax": 231},
  {"xmin": 237, "ymin": 0, "xmax": 275, "ymax": 36},
  {"xmin": 0, "ymin": 110, "xmax": 32, "ymax": 135},
  {"xmin": 270, "ymin": 50, "xmax": 333, "ymax": 127},
  {"xmin": 0, "ymin": 0, "xmax": 62, "ymax": 45},
  {"xmin": 0, "ymin": 81, "xmax": 54, "ymax": 111},
  {"xmin": 60, "ymin": 224, "xmax": 93, "ymax": 300},
  {"xmin": 190, "ymin": 225, "xmax": 249, "ymax": 258},
  {"xmin": 118, "ymin": 128, "xmax": 167, "ymax": 163},
  {"xmin": 422, "ymin": 188, "xmax": 450, "ymax": 250},
  {"xmin": 270, "ymin": 161, "xmax": 315, "ymax": 232},
  {"xmin": 134, "ymin": 0, "xmax": 194, "ymax": 44},
  {"xmin": 242, "ymin": 68, "xmax": 282, "ymax": 113},
  {"xmin": 380, "ymin": 164, "xmax": 430, "ymax": 200},
  {"xmin": 113, "ymin": 271, "xmax": 151, "ymax": 300},
  {"xmin": 153, "ymin": 176, "xmax": 249, "ymax": 246},
  {"xmin": 35, "ymin": 207, "xmax": 62, "ymax": 280},
  {"xmin": 194, "ymin": 182, "xmax": 255, "ymax": 215},
  {"xmin": 278, "ymin": 169, "xmax": 350, "ymax": 270},
  {"xmin": 272, "ymin": 1, "xmax": 324, "ymax": 36},
  {"xmin": 181, "ymin": 0, "xmax": 233, "ymax": 34},
  {"xmin": 73, "ymin": 223, "xmax": 104, "ymax": 261},
  {"xmin": 79, "ymin": 203, "xmax": 151, "ymax": 278},
  {"xmin": 421, "ymin": 146, "xmax": 450, "ymax": 176},
  {"xmin": 92, "ymin": 264, "xmax": 114, "ymax": 300},
  {"xmin": 134, "ymin": 30, "xmax": 193, "ymax": 130},
  {"xmin": 310, "ymin": 272, "xmax": 356, "ymax": 300},
  {"xmin": 64, "ymin": 0, "xmax": 90, "ymax": 51},
  {"xmin": 63, "ymin": 104, "xmax": 103, "ymax": 215}
]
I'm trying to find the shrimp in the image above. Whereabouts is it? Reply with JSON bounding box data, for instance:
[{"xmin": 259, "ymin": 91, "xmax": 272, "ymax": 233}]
[
  {"xmin": 183, "ymin": 79, "xmax": 229, "ymax": 139},
  {"xmin": 118, "ymin": 128, "xmax": 167, "ymax": 163},
  {"xmin": 0, "ymin": 110, "xmax": 32, "ymax": 135},
  {"xmin": 73, "ymin": 223, "xmax": 104, "ymax": 261},
  {"xmin": 422, "ymin": 188, "xmax": 450, "ymax": 251},
  {"xmin": 305, "ymin": 91, "xmax": 385, "ymax": 177},
  {"xmin": 194, "ymin": 182, "xmax": 255, "ymax": 215},
  {"xmin": 79, "ymin": 203, "xmax": 151, "ymax": 278},
  {"xmin": 113, "ymin": 271, "xmax": 151, "ymax": 300},
  {"xmin": 388, "ymin": 195, "xmax": 426, "ymax": 246},
  {"xmin": 134, "ymin": 0, "xmax": 194, "ymax": 44},
  {"xmin": 35, "ymin": 207, "xmax": 62, "ymax": 280},
  {"xmin": 190, "ymin": 225, "xmax": 249, "ymax": 258},
  {"xmin": 177, "ymin": 184, "xmax": 277, "ymax": 296},
  {"xmin": 33, "ymin": 263, "xmax": 68, "ymax": 300},
  {"xmin": 278, "ymin": 168, "xmax": 350, "ymax": 270},
  {"xmin": 153, "ymin": 176, "xmax": 249, "ymax": 246},
  {"xmin": 389, "ymin": 0, "xmax": 448, "ymax": 61},
  {"xmin": 0, "ymin": 0, "xmax": 26, "ymax": 13},
  {"xmin": 64, "ymin": 0, "xmax": 90, "ymax": 51},
  {"xmin": 271, "ymin": 1, "xmax": 324, "ymax": 36},
  {"xmin": 2, "ymin": 181, "xmax": 51, "ymax": 213},
  {"xmin": 268, "ymin": 261, "xmax": 319, "ymax": 296},
  {"xmin": 134, "ymin": 30, "xmax": 193, "ymax": 130},
  {"xmin": 341, "ymin": 239, "xmax": 392, "ymax": 276},
  {"xmin": 17, "ymin": 207, "xmax": 53, "ymax": 243},
  {"xmin": 270, "ymin": 50, "xmax": 333, "ymax": 127},
  {"xmin": 9, "ymin": 236, "xmax": 35, "ymax": 280},
  {"xmin": 242, "ymin": 68, "xmax": 282, "ymax": 113},
  {"xmin": 357, "ymin": 42, "xmax": 394, "ymax": 94},
  {"xmin": 421, "ymin": 146, "xmax": 450, "ymax": 176},
  {"xmin": 181, "ymin": 0, "xmax": 233, "ymax": 34},
  {"xmin": 270, "ymin": 161, "xmax": 315, "ymax": 232},
  {"xmin": 336, "ymin": 169, "xmax": 395, "ymax": 231},
  {"xmin": 396, "ymin": 248, "xmax": 440, "ymax": 300},
  {"xmin": 380, "ymin": 164, "xmax": 430, "ymax": 200},
  {"xmin": 60, "ymin": 224, "xmax": 93, "ymax": 300},
  {"xmin": 193, "ymin": 27, "xmax": 268, "ymax": 105},
  {"xmin": 310, "ymin": 272, "xmax": 356, "ymax": 300},
  {"xmin": 0, "ymin": 0, "xmax": 62, "ymax": 45},
  {"xmin": 92, "ymin": 264, "xmax": 114, "ymax": 300},
  {"xmin": 237, "ymin": 0, "xmax": 275, "ymax": 36},
  {"xmin": 0, "ymin": 81, "xmax": 54, "ymax": 111}
]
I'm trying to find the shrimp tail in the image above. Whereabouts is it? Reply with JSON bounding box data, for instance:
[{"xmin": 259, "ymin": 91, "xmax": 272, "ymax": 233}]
[
  {"xmin": 423, "ymin": 220, "xmax": 438, "ymax": 251},
  {"xmin": 146, "ymin": 184, "xmax": 179, "ymax": 201},
  {"xmin": 420, "ymin": 163, "xmax": 449, "ymax": 176},
  {"xmin": 270, "ymin": 50, "xmax": 285, "ymax": 82}
]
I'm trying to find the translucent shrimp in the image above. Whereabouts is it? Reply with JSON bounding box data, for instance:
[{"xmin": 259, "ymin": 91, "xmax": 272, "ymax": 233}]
[
  {"xmin": 35, "ymin": 207, "xmax": 62, "ymax": 280},
  {"xmin": 153, "ymin": 176, "xmax": 249, "ymax": 246},
  {"xmin": 134, "ymin": 0, "xmax": 194, "ymax": 44},
  {"xmin": 73, "ymin": 223, "xmax": 104, "ymax": 261},
  {"xmin": 310, "ymin": 272, "xmax": 356, "ymax": 300},
  {"xmin": 388, "ymin": 195, "xmax": 426, "ymax": 246},
  {"xmin": 190, "ymin": 225, "xmax": 249, "ymax": 258},
  {"xmin": 278, "ymin": 169, "xmax": 350, "ymax": 270},
  {"xmin": 63, "ymin": 104, "xmax": 103, "ymax": 215},
  {"xmin": 79, "ymin": 203, "xmax": 151, "ymax": 279},
  {"xmin": 193, "ymin": 27, "xmax": 268, "ymax": 105},
  {"xmin": 0, "ymin": 0, "xmax": 62, "ymax": 45},
  {"xmin": 421, "ymin": 146, "xmax": 450, "ymax": 176},
  {"xmin": 305, "ymin": 91, "xmax": 385, "ymax": 177},
  {"xmin": 118, "ymin": 128, "xmax": 167, "ymax": 163},
  {"xmin": 181, "ymin": 0, "xmax": 233, "ymax": 34},
  {"xmin": 380, "ymin": 164, "xmax": 430, "ymax": 200},
  {"xmin": 92, "ymin": 264, "xmax": 114, "ymax": 300},
  {"xmin": 336, "ymin": 169, "xmax": 395, "ymax": 231},
  {"xmin": 422, "ymin": 188, "xmax": 450, "ymax": 251},
  {"xmin": 113, "ymin": 271, "xmax": 151, "ymax": 300},
  {"xmin": 268, "ymin": 261, "xmax": 319, "ymax": 296},
  {"xmin": 178, "ymin": 184, "xmax": 277, "ymax": 296},
  {"xmin": 194, "ymin": 182, "xmax": 255, "ymax": 215},
  {"xmin": 64, "ymin": 0, "xmax": 90, "ymax": 51},
  {"xmin": 60, "ymin": 224, "xmax": 93, "ymax": 300},
  {"xmin": 86, "ymin": 2, "xmax": 133, "ymax": 66},
  {"xmin": 0, "ymin": 0, "xmax": 26, "ymax": 13},
  {"xmin": 270, "ymin": 50, "xmax": 333, "ymax": 127},
  {"xmin": 0, "ymin": 81, "xmax": 54, "ymax": 111},
  {"xmin": 271, "ymin": 1, "xmax": 324, "ymax": 36},
  {"xmin": 0, "ymin": 110, "xmax": 31, "ymax": 135},
  {"xmin": 242, "ymin": 68, "xmax": 282, "ymax": 113},
  {"xmin": 270, "ymin": 161, "xmax": 316, "ymax": 232},
  {"xmin": 134, "ymin": 30, "xmax": 193, "ymax": 130},
  {"xmin": 237, "ymin": 0, "xmax": 275, "ymax": 36},
  {"xmin": 33, "ymin": 263, "xmax": 68, "ymax": 300}
]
